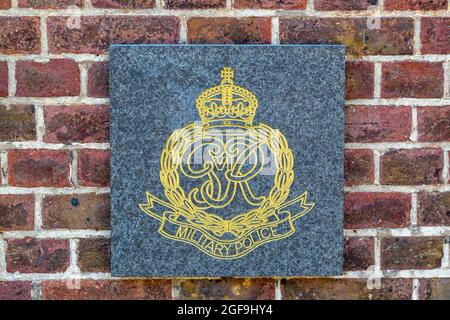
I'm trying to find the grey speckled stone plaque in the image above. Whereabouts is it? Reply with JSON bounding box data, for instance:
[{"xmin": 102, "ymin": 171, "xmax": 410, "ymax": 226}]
[{"xmin": 110, "ymin": 45, "xmax": 345, "ymax": 277}]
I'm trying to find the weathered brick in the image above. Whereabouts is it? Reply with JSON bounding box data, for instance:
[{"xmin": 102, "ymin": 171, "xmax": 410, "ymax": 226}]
[
  {"xmin": 419, "ymin": 279, "xmax": 450, "ymax": 300},
  {"xmin": 41, "ymin": 280, "xmax": 171, "ymax": 300},
  {"xmin": 78, "ymin": 238, "xmax": 110, "ymax": 273},
  {"xmin": 16, "ymin": 59, "xmax": 80, "ymax": 97},
  {"xmin": 6, "ymin": 238, "xmax": 70, "ymax": 273},
  {"xmin": 42, "ymin": 193, "xmax": 110, "ymax": 230},
  {"xmin": 344, "ymin": 192, "xmax": 411, "ymax": 228},
  {"xmin": 176, "ymin": 279, "xmax": 275, "ymax": 300},
  {"xmin": 48, "ymin": 16, "xmax": 179, "ymax": 54},
  {"xmin": 345, "ymin": 106, "xmax": 412, "ymax": 143},
  {"xmin": 417, "ymin": 106, "xmax": 450, "ymax": 142},
  {"xmin": 8, "ymin": 149, "xmax": 70, "ymax": 187},
  {"xmin": 87, "ymin": 62, "xmax": 109, "ymax": 98},
  {"xmin": 0, "ymin": 0, "xmax": 11, "ymax": 9},
  {"xmin": 380, "ymin": 148, "xmax": 443, "ymax": 185},
  {"xmin": 233, "ymin": 0, "xmax": 306, "ymax": 9},
  {"xmin": 345, "ymin": 61, "xmax": 374, "ymax": 99},
  {"xmin": 344, "ymin": 149, "xmax": 374, "ymax": 186},
  {"xmin": 91, "ymin": 0, "xmax": 154, "ymax": 8},
  {"xmin": 0, "ymin": 195, "xmax": 34, "ymax": 231},
  {"xmin": 381, "ymin": 62, "xmax": 444, "ymax": 98},
  {"xmin": 18, "ymin": 0, "xmax": 82, "ymax": 8},
  {"xmin": 315, "ymin": 0, "xmax": 375, "ymax": 11},
  {"xmin": 280, "ymin": 18, "xmax": 414, "ymax": 56},
  {"xmin": 0, "ymin": 61, "xmax": 7, "ymax": 97},
  {"xmin": 0, "ymin": 282, "xmax": 32, "ymax": 300},
  {"xmin": 78, "ymin": 149, "xmax": 110, "ymax": 187},
  {"xmin": 344, "ymin": 237, "xmax": 374, "ymax": 271},
  {"xmin": 0, "ymin": 17, "xmax": 40, "ymax": 54},
  {"xmin": 188, "ymin": 17, "xmax": 271, "ymax": 44},
  {"xmin": 43, "ymin": 105, "xmax": 109, "ymax": 143},
  {"xmin": 0, "ymin": 105, "xmax": 36, "ymax": 141},
  {"xmin": 417, "ymin": 192, "xmax": 450, "ymax": 226},
  {"xmin": 166, "ymin": 0, "xmax": 225, "ymax": 9},
  {"xmin": 385, "ymin": 0, "xmax": 447, "ymax": 10},
  {"xmin": 281, "ymin": 278, "xmax": 412, "ymax": 300},
  {"xmin": 421, "ymin": 18, "xmax": 450, "ymax": 54},
  {"xmin": 381, "ymin": 237, "xmax": 443, "ymax": 270},
  {"xmin": 448, "ymin": 66, "xmax": 450, "ymax": 102}
]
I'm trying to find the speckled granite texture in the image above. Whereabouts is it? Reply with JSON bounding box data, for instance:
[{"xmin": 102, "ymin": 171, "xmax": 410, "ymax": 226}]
[{"xmin": 109, "ymin": 45, "xmax": 345, "ymax": 276}]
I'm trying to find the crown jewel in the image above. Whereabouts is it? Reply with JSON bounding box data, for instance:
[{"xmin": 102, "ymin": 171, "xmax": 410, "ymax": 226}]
[{"xmin": 196, "ymin": 67, "xmax": 258, "ymax": 126}]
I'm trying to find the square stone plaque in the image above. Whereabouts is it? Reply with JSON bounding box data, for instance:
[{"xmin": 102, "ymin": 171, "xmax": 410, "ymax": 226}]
[{"xmin": 110, "ymin": 45, "xmax": 345, "ymax": 276}]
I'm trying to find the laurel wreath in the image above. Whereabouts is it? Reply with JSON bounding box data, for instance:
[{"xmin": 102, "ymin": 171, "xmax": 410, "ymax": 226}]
[{"xmin": 159, "ymin": 123, "xmax": 294, "ymax": 238}]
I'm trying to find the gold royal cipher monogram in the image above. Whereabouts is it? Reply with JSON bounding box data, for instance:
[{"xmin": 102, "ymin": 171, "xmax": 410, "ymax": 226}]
[{"xmin": 139, "ymin": 67, "xmax": 315, "ymax": 259}]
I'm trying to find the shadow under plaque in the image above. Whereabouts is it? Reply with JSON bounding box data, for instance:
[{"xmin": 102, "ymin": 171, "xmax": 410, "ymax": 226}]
[{"xmin": 109, "ymin": 45, "xmax": 345, "ymax": 277}]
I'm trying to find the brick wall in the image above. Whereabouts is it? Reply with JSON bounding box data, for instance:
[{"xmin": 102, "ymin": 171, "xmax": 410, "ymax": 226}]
[{"xmin": 0, "ymin": 0, "xmax": 449, "ymax": 300}]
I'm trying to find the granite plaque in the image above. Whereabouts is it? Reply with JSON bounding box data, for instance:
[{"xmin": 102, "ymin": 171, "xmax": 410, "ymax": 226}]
[{"xmin": 110, "ymin": 45, "xmax": 345, "ymax": 276}]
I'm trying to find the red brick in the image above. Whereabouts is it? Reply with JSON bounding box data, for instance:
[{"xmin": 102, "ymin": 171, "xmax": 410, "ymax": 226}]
[
  {"xmin": 78, "ymin": 238, "xmax": 110, "ymax": 272},
  {"xmin": 18, "ymin": 0, "xmax": 82, "ymax": 8},
  {"xmin": 48, "ymin": 16, "xmax": 179, "ymax": 54},
  {"xmin": 417, "ymin": 106, "xmax": 450, "ymax": 142},
  {"xmin": 315, "ymin": 0, "xmax": 374, "ymax": 11},
  {"xmin": 0, "ymin": 195, "xmax": 34, "ymax": 231},
  {"xmin": 43, "ymin": 105, "xmax": 109, "ymax": 143},
  {"xmin": 381, "ymin": 237, "xmax": 443, "ymax": 270},
  {"xmin": 166, "ymin": 0, "xmax": 225, "ymax": 9},
  {"xmin": 0, "ymin": 17, "xmax": 40, "ymax": 54},
  {"xmin": 0, "ymin": 0, "xmax": 11, "ymax": 9},
  {"xmin": 344, "ymin": 237, "xmax": 374, "ymax": 271},
  {"xmin": 234, "ymin": 0, "xmax": 306, "ymax": 9},
  {"xmin": 381, "ymin": 62, "xmax": 444, "ymax": 98},
  {"xmin": 419, "ymin": 279, "xmax": 450, "ymax": 300},
  {"xmin": 345, "ymin": 192, "xmax": 411, "ymax": 228},
  {"xmin": 380, "ymin": 148, "xmax": 443, "ymax": 185},
  {"xmin": 87, "ymin": 62, "xmax": 109, "ymax": 98},
  {"xmin": 42, "ymin": 193, "xmax": 110, "ymax": 230},
  {"xmin": 176, "ymin": 279, "xmax": 275, "ymax": 300},
  {"xmin": 0, "ymin": 105, "xmax": 36, "ymax": 141},
  {"xmin": 345, "ymin": 61, "xmax": 374, "ymax": 99},
  {"xmin": 385, "ymin": 0, "xmax": 447, "ymax": 10},
  {"xmin": 0, "ymin": 282, "xmax": 32, "ymax": 300},
  {"xmin": 345, "ymin": 106, "xmax": 412, "ymax": 143},
  {"xmin": 282, "ymin": 278, "xmax": 412, "ymax": 300},
  {"xmin": 344, "ymin": 149, "xmax": 374, "ymax": 186},
  {"xmin": 280, "ymin": 18, "xmax": 414, "ymax": 56},
  {"xmin": 6, "ymin": 238, "xmax": 70, "ymax": 273},
  {"xmin": 0, "ymin": 61, "xmax": 7, "ymax": 97},
  {"xmin": 421, "ymin": 18, "xmax": 450, "ymax": 54},
  {"xmin": 16, "ymin": 59, "xmax": 80, "ymax": 97},
  {"xmin": 78, "ymin": 149, "xmax": 110, "ymax": 187},
  {"xmin": 417, "ymin": 192, "xmax": 450, "ymax": 226},
  {"xmin": 8, "ymin": 149, "xmax": 70, "ymax": 187},
  {"xmin": 91, "ymin": 0, "xmax": 154, "ymax": 8},
  {"xmin": 41, "ymin": 280, "xmax": 172, "ymax": 300},
  {"xmin": 188, "ymin": 17, "xmax": 271, "ymax": 44}
]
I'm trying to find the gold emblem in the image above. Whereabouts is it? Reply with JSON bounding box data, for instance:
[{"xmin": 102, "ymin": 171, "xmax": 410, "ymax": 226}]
[{"xmin": 139, "ymin": 67, "xmax": 314, "ymax": 259}]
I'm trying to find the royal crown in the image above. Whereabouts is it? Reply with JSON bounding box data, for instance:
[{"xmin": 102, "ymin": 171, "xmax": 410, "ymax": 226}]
[{"xmin": 196, "ymin": 67, "xmax": 258, "ymax": 126}]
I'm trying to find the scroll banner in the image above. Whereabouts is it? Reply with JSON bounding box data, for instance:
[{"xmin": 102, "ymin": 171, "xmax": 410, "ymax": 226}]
[{"xmin": 139, "ymin": 192, "xmax": 314, "ymax": 259}]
